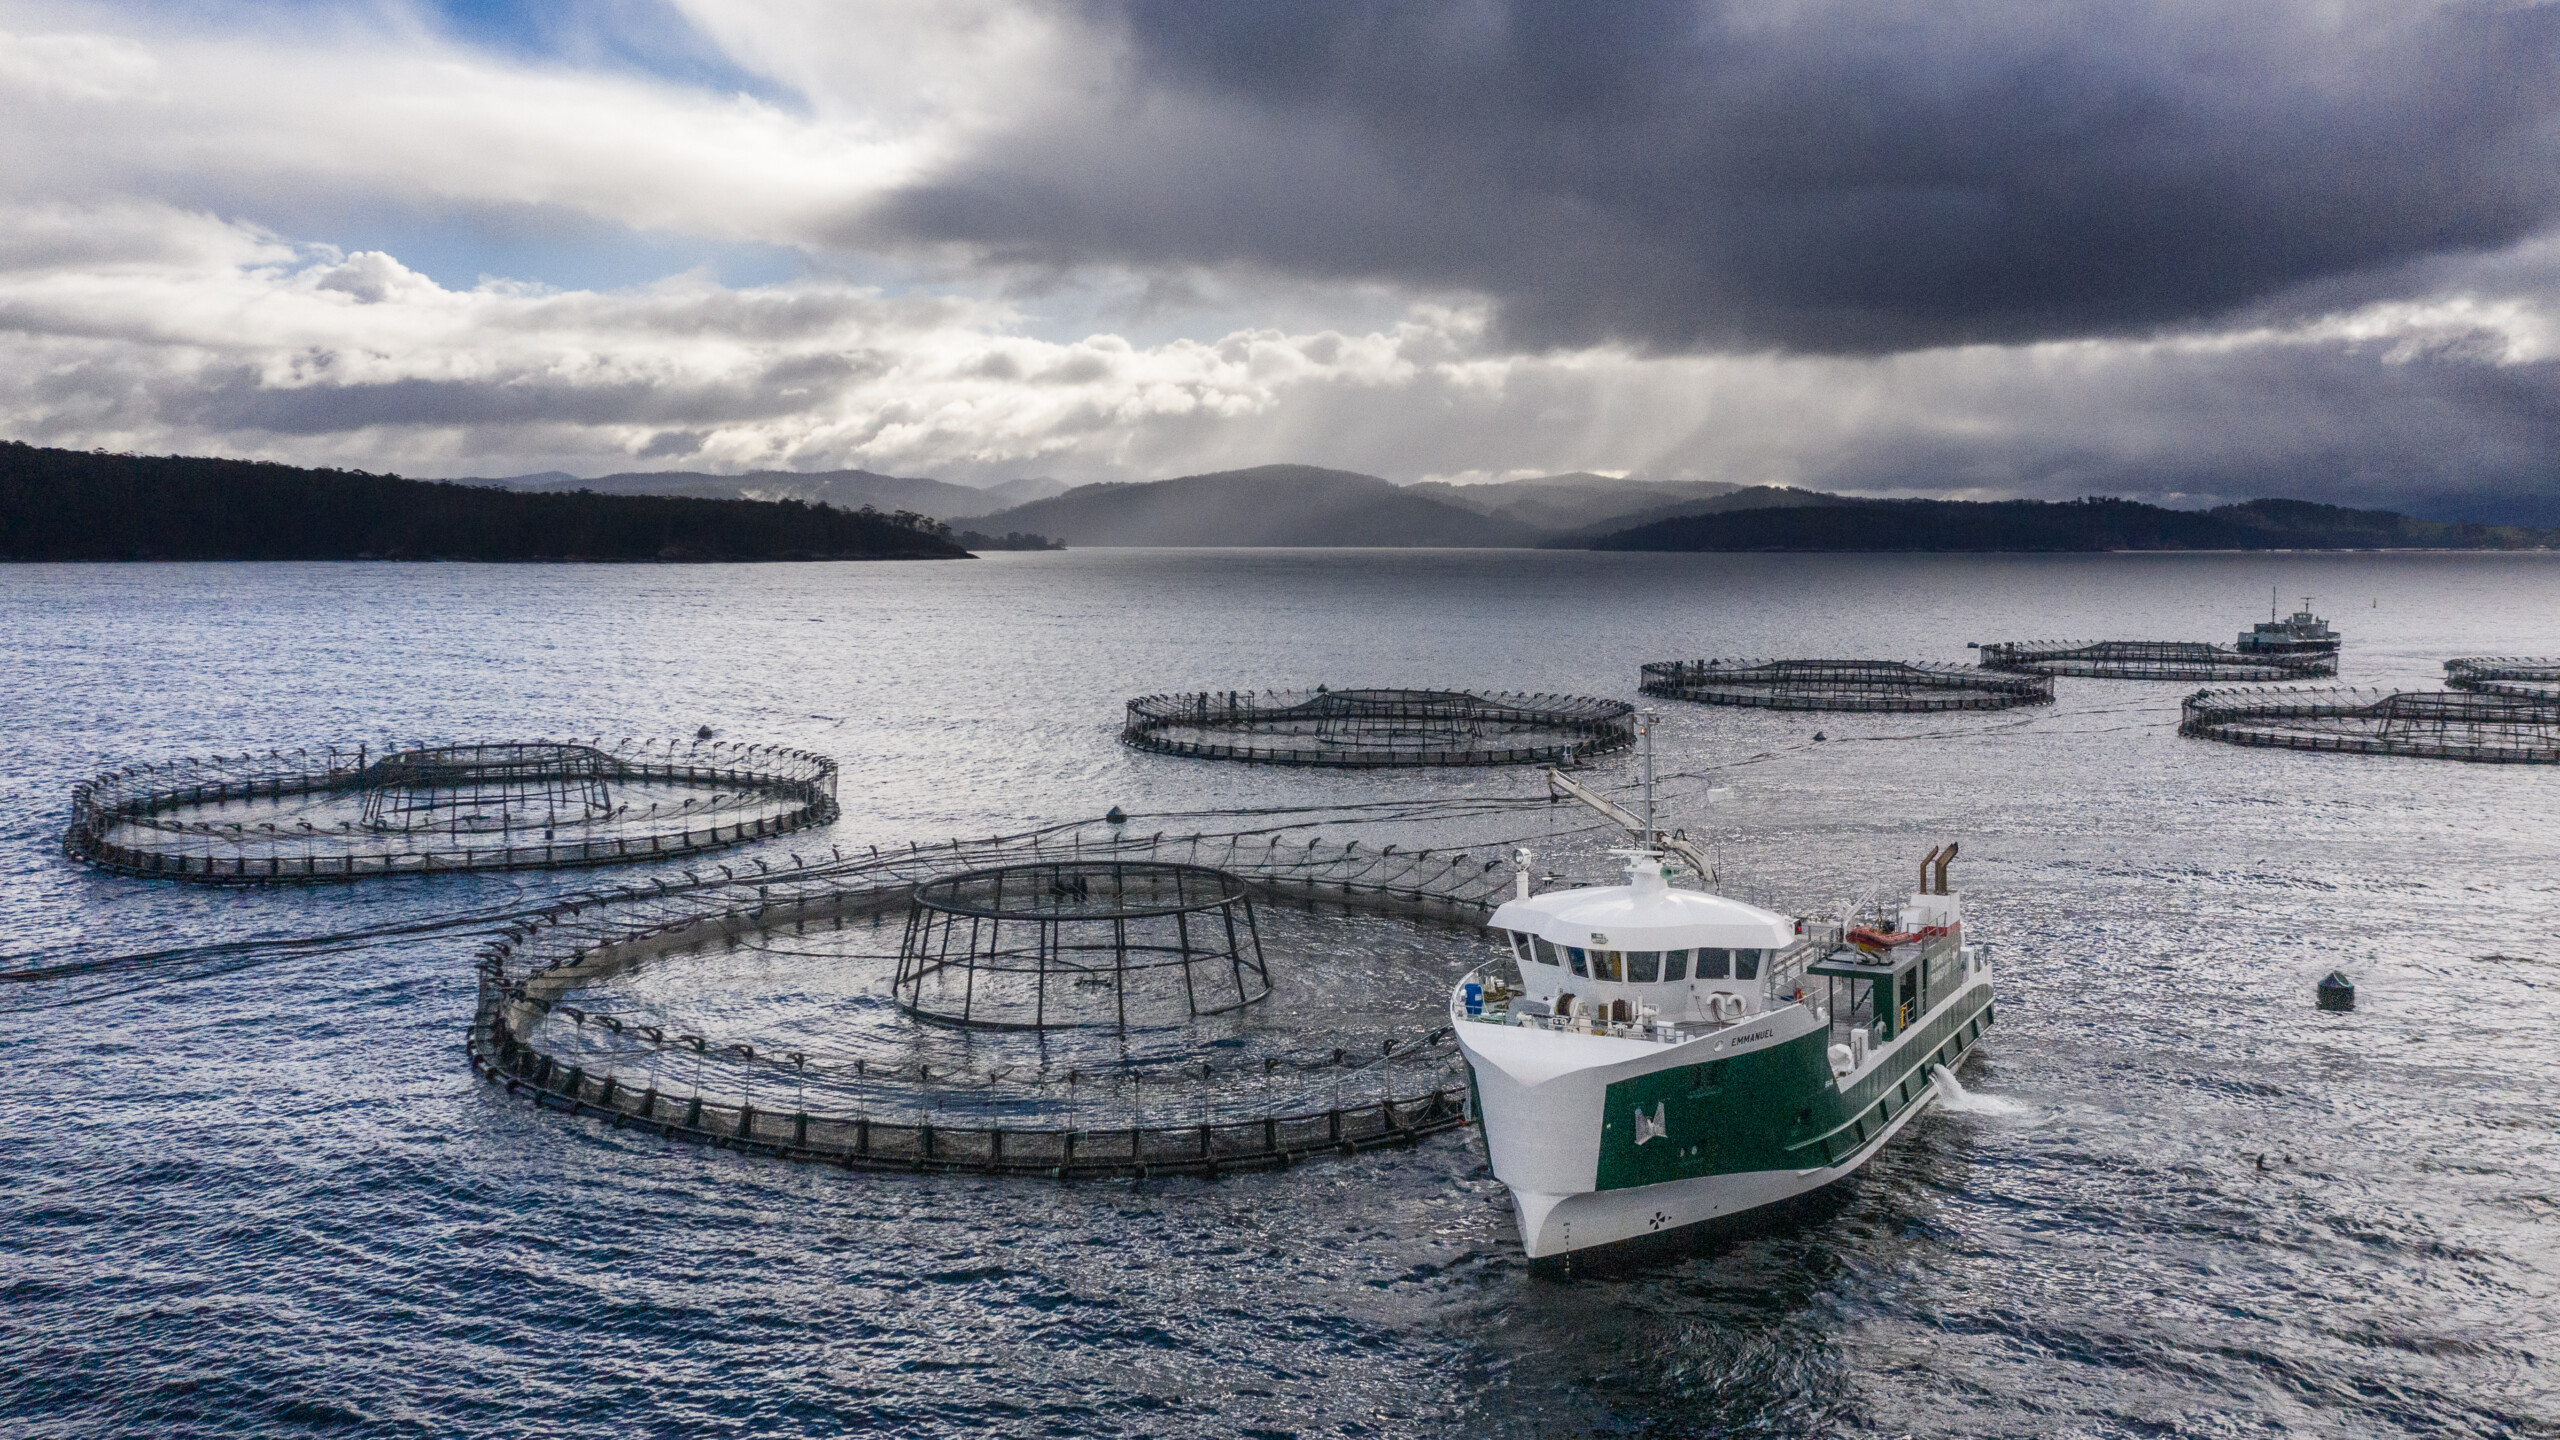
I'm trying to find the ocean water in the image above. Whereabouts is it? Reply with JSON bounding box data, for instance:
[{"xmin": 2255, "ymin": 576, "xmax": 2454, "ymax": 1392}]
[{"xmin": 3, "ymin": 550, "xmax": 2557, "ymax": 1438}]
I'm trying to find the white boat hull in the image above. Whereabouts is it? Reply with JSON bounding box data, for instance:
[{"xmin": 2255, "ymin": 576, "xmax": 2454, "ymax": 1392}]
[
  {"xmin": 1504, "ymin": 1069, "xmax": 1943, "ymax": 1259},
  {"xmin": 1457, "ymin": 960, "xmax": 1996, "ymax": 1263}
]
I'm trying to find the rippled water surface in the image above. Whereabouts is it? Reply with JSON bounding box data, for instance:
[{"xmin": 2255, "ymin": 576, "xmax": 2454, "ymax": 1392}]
[{"xmin": 4, "ymin": 550, "xmax": 2558, "ymax": 1438}]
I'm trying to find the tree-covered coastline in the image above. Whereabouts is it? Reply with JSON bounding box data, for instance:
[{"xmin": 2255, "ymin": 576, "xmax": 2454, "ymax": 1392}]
[
  {"xmin": 0, "ymin": 443, "xmax": 975, "ymax": 561},
  {"xmin": 1580, "ymin": 496, "xmax": 2560, "ymax": 552}
]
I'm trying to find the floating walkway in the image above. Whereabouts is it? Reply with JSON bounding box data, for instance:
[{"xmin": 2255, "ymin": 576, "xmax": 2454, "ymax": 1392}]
[
  {"xmin": 2179, "ymin": 687, "xmax": 2560, "ymax": 764},
  {"xmin": 1979, "ymin": 639, "xmax": 2337, "ymax": 682},
  {"xmin": 1122, "ymin": 688, "xmax": 1634, "ymax": 767},
  {"xmin": 65, "ymin": 738, "xmax": 837, "ymax": 882},
  {"xmin": 2444, "ymin": 657, "xmax": 2560, "ymax": 704},
  {"xmin": 1639, "ymin": 658, "xmax": 2051, "ymax": 712}
]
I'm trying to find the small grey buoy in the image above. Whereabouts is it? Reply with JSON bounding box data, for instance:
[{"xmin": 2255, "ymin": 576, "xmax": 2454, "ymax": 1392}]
[
  {"xmin": 1105, "ymin": 805, "xmax": 1127, "ymax": 825},
  {"xmin": 2316, "ymin": 970, "xmax": 2355, "ymax": 1011},
  {"xmin": 1812, "ymin": 731, "xmax": 1827, "ymax": 742},
  {"xmin": 695, "ymin": 725, "xmax": 715, "ymax": 740}
]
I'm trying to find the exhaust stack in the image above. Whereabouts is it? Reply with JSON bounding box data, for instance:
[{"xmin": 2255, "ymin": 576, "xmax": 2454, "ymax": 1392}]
[
  {"xmin": 1933, "ymin": 841, "xmax": 1959, "ymax": 895},
  {"xmin": 1919, "ymin": 845, "xmax": 1942, "ymax": 895}
]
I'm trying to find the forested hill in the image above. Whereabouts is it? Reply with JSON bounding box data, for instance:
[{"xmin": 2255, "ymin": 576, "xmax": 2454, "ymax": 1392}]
[
  {"xmin": 1583, "ymin": 495, "xmax": 2560, "ymax": 552},
  {"xmin": 0, "ymin": 443, "xmax": 973, "ymax": 561}
]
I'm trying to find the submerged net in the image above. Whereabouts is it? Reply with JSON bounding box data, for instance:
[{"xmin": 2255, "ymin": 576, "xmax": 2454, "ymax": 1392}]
[
  {"xmin": 894, "ymin": 860, "xmax": 1273, "ymax": 1029},
  {"xmin": 357, "ymin": 742, "xmax": 618, "ymax": 832},
  {"xmin": 1122, "ymin": 688, "xmax": 1635, "ymax": 767},
  {"xmin": 1640, "ymin": 659, "xmax": 2052, "ymax": 712}
]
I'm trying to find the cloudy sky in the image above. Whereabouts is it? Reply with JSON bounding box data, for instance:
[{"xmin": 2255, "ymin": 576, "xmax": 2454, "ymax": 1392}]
[{"xmin": 3, "ymin": 0, "xmax": 2558, "ymax": 514}]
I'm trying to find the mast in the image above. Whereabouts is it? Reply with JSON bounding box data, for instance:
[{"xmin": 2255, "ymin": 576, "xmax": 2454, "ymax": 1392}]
[{"xmin": 1639, "ymin": 710, "xmax": 1655, "ymax": 847}]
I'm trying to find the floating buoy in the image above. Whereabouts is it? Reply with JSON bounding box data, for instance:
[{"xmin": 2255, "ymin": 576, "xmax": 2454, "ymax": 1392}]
[
  {"xmin": 695, "ymin": 725, "xmax": 715, "ymax": 740},
  {"xmin": 1812, "ymin": 731, "xmax": 1827, "ymax": 742},
  {"xmin": 1104, "ymin": 805, "xmax": 1127, "ymax": 825},
  {"xmin": 2316, "ymin": 970, "xmax": 2355, "ymax": 1011}
]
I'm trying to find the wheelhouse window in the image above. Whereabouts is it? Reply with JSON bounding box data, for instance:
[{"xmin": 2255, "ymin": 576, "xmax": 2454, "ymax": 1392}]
[
  {"xmin": 1734, "ymin": 947, "xmax": 1763, "ymax": 981},
  {"xmin": 1565, "ymin": 946, "xmax": 1589, "ymax": 977},
  {"xmin": 1664, "ymin": 949, "xmax": 1689, "ymax": 981},
  {"xmin": 1591, "ymin": 950, "xmax": 1623, "ymax": 982},
  {"xmin": 1627, "ymin": 950, "xmax": 1660, "ymax": 983},
  {"xmin": 1697, "ymin": 947, "xmax": 1730, "ymax": 980},
  {"xmin": 1529, "ymin": 935, "xmax": 1562, "ymax": 966}
]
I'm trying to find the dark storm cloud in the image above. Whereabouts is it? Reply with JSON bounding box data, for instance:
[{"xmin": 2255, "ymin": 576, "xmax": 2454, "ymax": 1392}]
[{"xmin": 879, "ymin": 0, "xmax": 2560, "ymax": 354}]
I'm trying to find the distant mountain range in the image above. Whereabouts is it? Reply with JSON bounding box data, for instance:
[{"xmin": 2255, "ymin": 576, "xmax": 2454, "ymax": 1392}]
[
  {"xmin": 472, "ymin": 463, "xmax": 1837, "ymax": 546},
  {"xmin": 956, "ymin": 468, "xmax": 2558, "ymax": 550},
  {"xmin": 1406, "ymin": 472, "xmax": 1749, "ymax": 533},
  {"xmin": 967, "ymin": 465, "xmax": 1547, "ymax": 546},
  {"xmin": 10, "ymin": 442, "xmax": 2552, "ymax": 556},
  {"xmin": 475, "ymin": 467, "xmax": 1067, "ymax": 519},
  {"xmin": 956, "ymin": 467, "xmax": 1864, "ymax": 546}
]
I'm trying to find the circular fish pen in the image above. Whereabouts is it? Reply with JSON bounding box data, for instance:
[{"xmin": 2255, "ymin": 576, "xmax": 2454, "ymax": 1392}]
[
  {"xmin": 66, "ymin": 738, "xmax": 838, "ymax": 882},
  {"xmin": 1639, "ymin": 659, "xmax": 2052, "ymax": 712},
  {"xmin": 468, "ymin": 827, "xmax": 1511, "ymax": 1178},
  {"xmin": 2445, "ymin": 657, "xmax": 2560, "ymax": 704},
  {"xmin": 895, "ymin": 861, "xmax": 1272, "ymax": 1029},
  {"xmin": 1979, "ymin": 640, "xmax": 2337, "ymax": 682},
  {"xmin": 1122, "ymin": 688, "xmax": 1635, "ymax": 767},
  {"xmin": 2179, "ymin": 687, "xmax": 2560, "ymax": 764}
]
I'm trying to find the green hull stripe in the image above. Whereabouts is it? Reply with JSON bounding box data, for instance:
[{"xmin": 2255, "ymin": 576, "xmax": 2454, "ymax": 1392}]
[{"xmin": 1595, "ymin": 983, "xmax": 1995, "ymax": 1192}]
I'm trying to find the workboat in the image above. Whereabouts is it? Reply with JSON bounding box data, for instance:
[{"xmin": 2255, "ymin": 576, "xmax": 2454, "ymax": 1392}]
[
  {"xmin": 1451, "ymin": 761, "xmax": 1996, "ymax": 1264},
  {"xmin": 2238, "ymin": 593, "xmax": 2340, "ymax": 663}
]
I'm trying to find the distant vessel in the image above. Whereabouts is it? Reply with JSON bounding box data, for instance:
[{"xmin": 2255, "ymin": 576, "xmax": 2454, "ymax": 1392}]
[
  {"xmin": 2238, "ymin": 593, "xmax": 2341, "ymax": 663},
  {"xmin": 1451, "ymin": 737, "xmax": 1995, "ymax": 1264}
]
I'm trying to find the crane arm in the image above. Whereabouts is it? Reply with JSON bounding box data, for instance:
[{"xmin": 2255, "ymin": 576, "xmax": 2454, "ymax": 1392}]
[{"xmin": 1542, "ymin": 767, "xmax": 1718, "ymax": 886}]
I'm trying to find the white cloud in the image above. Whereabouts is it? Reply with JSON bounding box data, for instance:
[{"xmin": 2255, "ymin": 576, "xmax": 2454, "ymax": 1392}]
[
  {"xmin": 0, "ymin": 25, "xmax": 157, "ymax": 100},
  {"xmin": 0, "ymin": 8, "xmax": 926, "ymax": 246},
  {"xmin": 0, "ymin": 201, "xmax": 1479, "ymax": 476}
]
